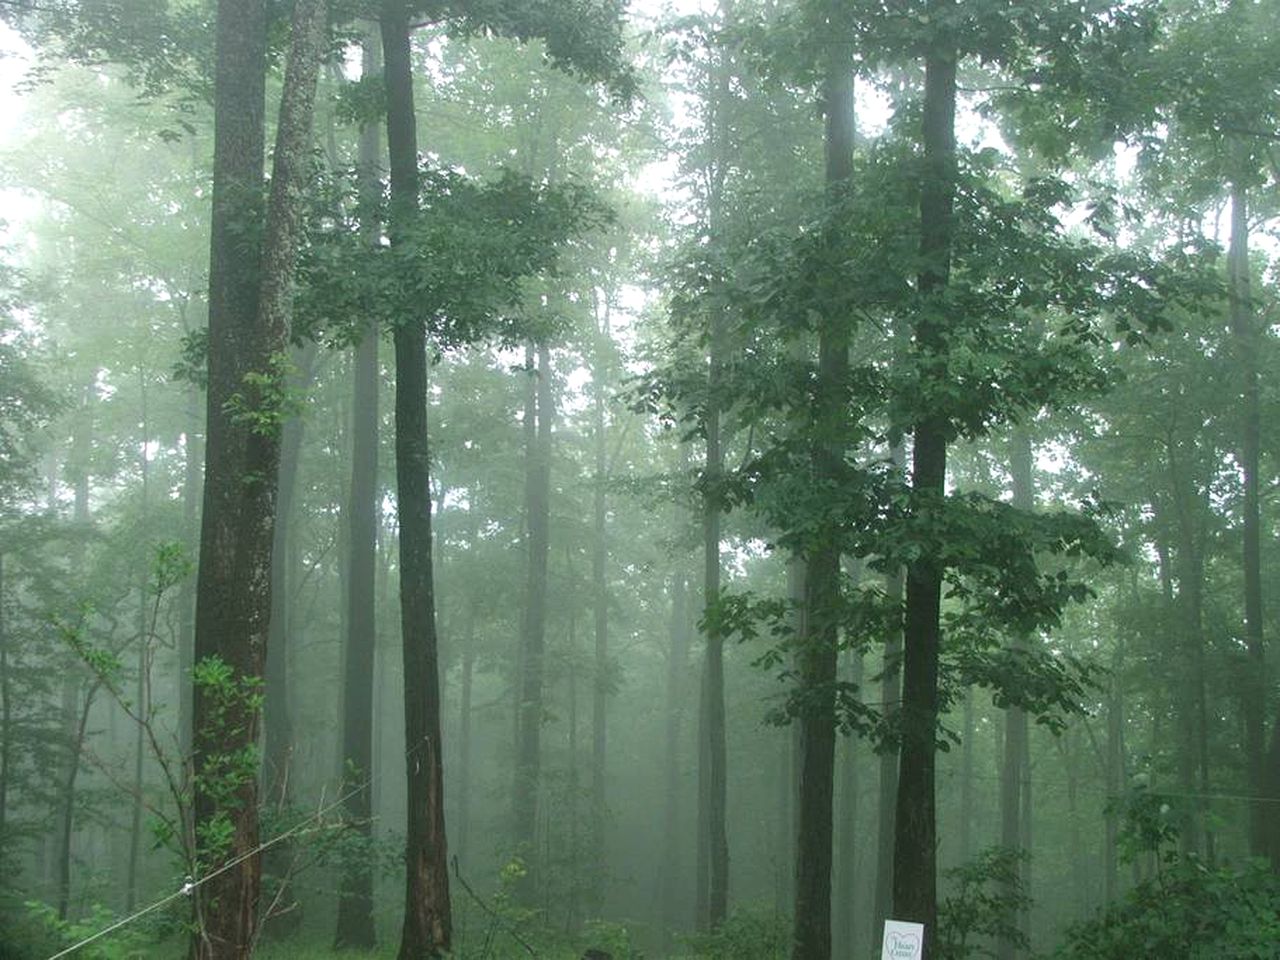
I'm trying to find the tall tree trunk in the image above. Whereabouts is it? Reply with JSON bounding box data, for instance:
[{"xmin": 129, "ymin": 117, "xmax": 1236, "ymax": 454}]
[
  {"xmin": 57, "ymin": 387, "xmax": 93, "ymax": 922},
  {"xmin": 566, "ymin": 599, "xmax": 581, "ymax": 931},
  {"xmin": 958, "ymin": 688, "xmax": 975, "ymax": 864},
  {"xmin": 893, "ymin": 7, "xmax": 956, "ymax": 952},
  {"xmin": 262, "ymin": 342, "xmax": 317, "ymax": 936},
  {"xmin": 700, "ymin": 311, "xmax": 729, "ymax": 933},
  {"xmin": 835, "ymin": 647, "xmax": 863, "ymax": 960},
  {"xmin": 591, "ymin": 304, "xmax": 610, "ymax": 911},
  {"xmin": 456, "ymin": 635, "xmax": 475, "ymax": 871},
  {"xmin": 660, "ymin": 557, "xmax": 691, "ymax": 939},
  {"xmin": 381, "ymin": 1, "xmax": 452, "ymax": 953},
  {"xmin": 1228, "ymin": 172, "xmax": 1269, "ymax": 862},
  {"xmin": 0, "ymin": 553, "xmax": 8, "ymax": 850},
  {"xmin": 178, "ymin": 384, "xmax": 202, "ymax": 758},
  {"xmin": 190, "ymin": 0, "xmax": 325, "ymax": 953},
  {"xmin": 514, "ymin": 342, "xmax": 553, "ymax": 887},
  {"xmin": 334, "ymin": 37, "xmax": 382, "ymax": 946},
  {"xmin": 695, "ymin": 666, "xmax": 711, "ymax": 930},
  {"xmin": 998, "ymin": 432, "xmax": 1032, "ymax": 960},
  {"xmin": 1103, "ymin": 643, "xmax": 1125, "ymax": 902},
  {"xmin": 873, "ymin": 562, "xmax": 902, "ymax": 953},
  {"xmin": 1164, "ymin": 454, "xmax": 1212, "ymax": 859},
  {"xmin": 791, "ymin": 37, "xmax": 854, "ymax": 960},
  {"xmin": 126, "ymin": 377, "xmax": 153, "ymax": 913}
]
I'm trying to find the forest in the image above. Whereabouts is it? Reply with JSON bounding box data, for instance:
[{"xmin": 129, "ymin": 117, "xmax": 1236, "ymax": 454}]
[{"xmin": 0, "ymin": 1, "xmax": 1277, "ymax": 959}]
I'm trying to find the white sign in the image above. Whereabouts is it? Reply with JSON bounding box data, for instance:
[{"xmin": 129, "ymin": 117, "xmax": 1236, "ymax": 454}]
[{"xmin": 880, "ymin": 919, "xmax": 925, "ymax": 960}]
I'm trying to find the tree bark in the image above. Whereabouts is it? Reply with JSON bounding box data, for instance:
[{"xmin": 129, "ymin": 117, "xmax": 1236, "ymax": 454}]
[
  {"xmin": 998, "ymin": 432, "xmax": 1032, "ymax": 960},
  {"xmin": 892, "ymin": 6, "xmax": 956, "ymax": 952},
  {"xmin": 262, "ymin": 342, "xmax": 317, "ymax": 936},
  {"xmin": 0, "ymin": 553, "xmax": 8, "ymax": 849},
  {"xmin": 591, "ymin": 305, "xmax": 610, "ymax": 913},
  {"xmin": 381, "ymin": 1, "xmax": 452, "ymax": 953},
  {"xmin": 791, "ymin": 35, "xmax": 854, "ymax": 960},
  {"xmin": 835, "ymin": 647, "xmax": 863, "ymax": 960},
  {"xmin": 660, "ymin": 562, "xmax": 691, "ymax": 940},
  {"xmin": 958, "ymin": 687, "xmax": 974, "ymax": 864},
  {"xmin": 190, "ymin": 0, "xmax": 325, "ymax": 953},
  {"xmin": 699, "ymin": 302, "xmax": 729, "ymax": 932},
  {"xmin": 334, "ymin": 35, "xmax": 382, "ymax": 946},
  {"xmin": 514, "ymin": 341, "xmax": 552, "ymax": 889},
  {"xmin": 1228, "ymin": 173, "xmax": 1269, "ymax": 863},
  {"xmin": 873, "ymin": 562, "xmax": 902, "ymax": 953},
  {"xmin": 178, "ymin": 384, "xmax": 202, "ymax": 758}
]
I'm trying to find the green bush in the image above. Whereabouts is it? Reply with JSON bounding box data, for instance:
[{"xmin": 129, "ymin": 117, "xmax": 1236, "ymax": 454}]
[
  {"xmin": 1052, "ymin": 858, "xmax": 1280, "ymax": 960},
  {"xmin": 678, "ymin": 905, "xmax": 789, "ymax": 960}
]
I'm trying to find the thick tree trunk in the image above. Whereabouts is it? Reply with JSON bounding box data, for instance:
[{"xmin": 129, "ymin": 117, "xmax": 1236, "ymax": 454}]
[
  {"xmin": 514, "ymin": 342, "xmax": 552, "ymax": 887},
  {"xmin": 190, "ymin": 0, "xmax": 325, "ymax": 953},
  {"xmin": 192, "ymin": 0, "xmax": 330, "ymax": 952},
  {"xmin": 791, "ymin": 39, "xmax": 854, "ymax": 960},
  {"xmin": 381, "ymin": 1, "xmax": 452, "ymax": 953},
  {"xmin": 334, "ymin": 40, "xmax": 382, "ymax": 945},
  {"xmin": 892, "ymin": 8, "xmax": 956, "ymax": 953}
]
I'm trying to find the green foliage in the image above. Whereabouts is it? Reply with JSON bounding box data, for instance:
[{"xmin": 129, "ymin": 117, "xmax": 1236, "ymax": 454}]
[
  {"xmin": 1053, "ymin": 858, "xmax": 1280, "ymax": 960},
  {"xmin": 679, "ymin": 905, "xmax": 789, "ymax": 960},
  {"xmin": 297, "ymin": 164, "xmax": 612, "ymax": 349},
  {"xmin": 223, "ymin": 351, "xmax": 307, "ymax": 440},
  {"xmin": 936, "ymin": 847, "xmax": 1030, "ymax": 960},
  {"xmin": 440, "ymin": 0, "xmax": 638, "ymax": 102},
  {"xmin": 20, "ymin": 900, "xmax": 149, "ymax": 960}
]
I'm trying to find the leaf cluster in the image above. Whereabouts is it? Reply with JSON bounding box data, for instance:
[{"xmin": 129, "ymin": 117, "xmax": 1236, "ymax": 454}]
[{"xmin": 296, "ymin": 163, "xmax": 612, "ymax": 349}]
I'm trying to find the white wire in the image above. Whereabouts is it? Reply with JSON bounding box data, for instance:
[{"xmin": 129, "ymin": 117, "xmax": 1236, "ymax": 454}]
[{"xmin": 44, "ymin": 738, "xmax": 425, "ymax": 960}]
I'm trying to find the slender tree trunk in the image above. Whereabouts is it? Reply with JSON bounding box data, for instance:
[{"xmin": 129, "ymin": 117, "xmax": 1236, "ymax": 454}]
[
  {"xmin": 835, "ymin": 647, "xmax": 863, "ymax": 959},
  {"xmin": 700, "ymin": 322, "xmax": 729, "ymax": 932},
  {"xmin": 873, "ymin": 562, "xmax": 902, "ymax": 953},
  {"xmin": 696, "ymin": 665, "xmax": 711, "ymax": 930},
  {"xmin": 126, "ymin": 380, "xmax": 153, "ymax": 913},
  {"xmin": 179, "ymin": 384, "xmax": 201, "ymax": 758},
  {"xmin": 958, "ymin": 688, "xmax": 974, "ymax": 864},
  {"xmin": 998, "ymin": 432, "xmax": 1032, "ymax": 960},
  {"xmin": 57, "ymin": 684, "xmax": 97, "ymax": 921},
  {"xmin": 660, "ymin": 560, "xmax": 690, "ymax": 939},
  {"xmin": 791, "ymin": 38, "xmax": 854, "ymax": 960},
  {"xmin": 893, "ymin": 7, "xmax": 956, "ymax": 951},
  {"xmin": 591, "ymin": 305, "xmax": 610, "ymax": 910},
  {"xmin": 566, "ymin": 601, "xmax": 581, "ymax": 931},
  {"xmin": 0, "ymin": 553, "xmax": 8, "ymax": 850},
  {"xmin": 381, "ymin": 2, "xmax": 452, "ymax": 953},
  {"xmin": 262, "ymin": 343, "xmax": 317, "ymax": 936},
  {"xmin": 1164, "ymin": 456, "xmax": 1212, "ymax": 859},
  {"xmin": 1228, "ymin": 173, "xmax": 1269, "ymax": 862},
  {"xmin": 1103, "ymin": 644, "xmax": 1124, "ymax": 902},
  {"xmin": 57, "ymin": 391, "xmax": 92, "ymax": 922},
  {"xmin": 514, "ymin": 342, "xmax": 553, "ymax": 886},
  {"xmin": 334, "ymin": 38, "xmax": 382, "ymax": 945}
]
